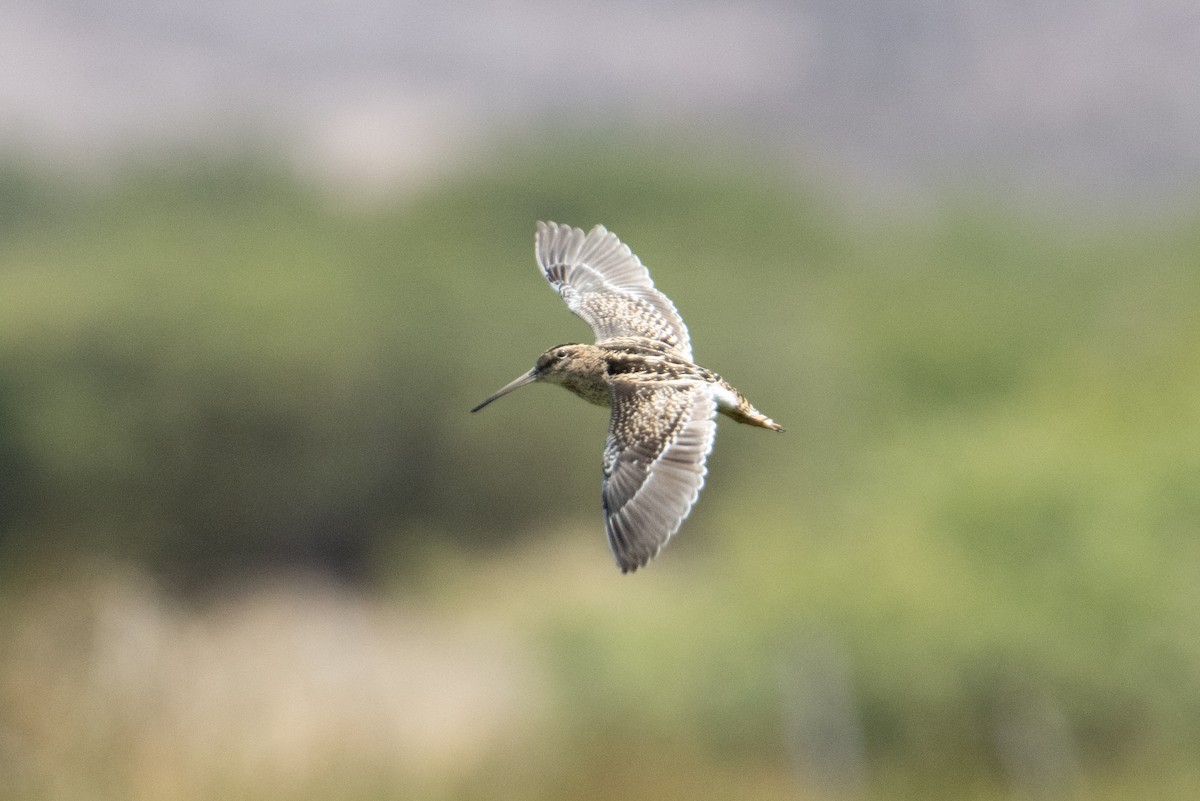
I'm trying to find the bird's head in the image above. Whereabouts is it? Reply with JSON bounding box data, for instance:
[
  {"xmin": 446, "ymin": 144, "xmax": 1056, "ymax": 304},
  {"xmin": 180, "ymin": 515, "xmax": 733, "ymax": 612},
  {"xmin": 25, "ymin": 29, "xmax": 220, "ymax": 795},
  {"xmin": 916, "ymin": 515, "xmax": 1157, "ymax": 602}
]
[
  {"xmin": 470, "ymin": 343, "xmax": 593, "ymax": 412},
  {"xmin": 533, "ymin": 343, "xmax": 597, "ymax": 381}
]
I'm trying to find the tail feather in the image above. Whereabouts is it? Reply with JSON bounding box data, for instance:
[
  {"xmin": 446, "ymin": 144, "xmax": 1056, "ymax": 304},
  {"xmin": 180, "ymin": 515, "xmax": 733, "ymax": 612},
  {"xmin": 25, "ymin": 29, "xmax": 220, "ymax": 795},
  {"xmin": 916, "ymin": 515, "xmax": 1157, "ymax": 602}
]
[
  {"xmin": 715, "ymin": 382, "xmax": 784, "ymax": 431},
  {"xmin": 734, "ymin": 403, "xmax": 784, "ymax": 432}
]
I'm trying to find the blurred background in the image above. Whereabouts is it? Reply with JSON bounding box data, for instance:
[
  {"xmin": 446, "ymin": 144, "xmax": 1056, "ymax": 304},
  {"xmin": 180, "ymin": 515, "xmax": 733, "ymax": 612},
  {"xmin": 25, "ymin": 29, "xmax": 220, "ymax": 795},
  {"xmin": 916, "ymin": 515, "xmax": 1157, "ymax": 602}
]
[{"xmin": 2, "ymin": 2, "xmax": 1199, "ymax": 799}]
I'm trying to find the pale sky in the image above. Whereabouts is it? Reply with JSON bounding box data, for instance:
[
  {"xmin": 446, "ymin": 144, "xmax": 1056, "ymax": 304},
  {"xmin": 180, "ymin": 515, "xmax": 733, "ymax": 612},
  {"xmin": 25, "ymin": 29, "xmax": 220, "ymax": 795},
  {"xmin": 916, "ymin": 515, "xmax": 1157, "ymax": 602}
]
[{"xmin": 4, "ymin": 0, "xmax": 1199, "ymax": 208}]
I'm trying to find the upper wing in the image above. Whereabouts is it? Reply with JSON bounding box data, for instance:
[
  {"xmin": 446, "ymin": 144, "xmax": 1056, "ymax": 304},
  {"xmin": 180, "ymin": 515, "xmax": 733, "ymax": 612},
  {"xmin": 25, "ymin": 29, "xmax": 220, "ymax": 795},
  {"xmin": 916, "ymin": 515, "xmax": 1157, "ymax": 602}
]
[
  {"xmin": 536, "ymin": 221, "xmax": 693, "ymax": 360},
  {"xmin": 602, "ymin": 380, "xmax": 717, "ymax": 572}
]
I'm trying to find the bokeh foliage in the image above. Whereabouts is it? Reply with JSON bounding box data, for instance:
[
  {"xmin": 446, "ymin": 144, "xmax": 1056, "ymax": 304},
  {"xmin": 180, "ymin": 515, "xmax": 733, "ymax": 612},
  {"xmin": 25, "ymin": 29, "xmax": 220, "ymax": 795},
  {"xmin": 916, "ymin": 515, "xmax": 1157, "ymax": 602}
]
[{"xmin": 1, "ymin": 141, "xmax": 1198, "ymax": 799}]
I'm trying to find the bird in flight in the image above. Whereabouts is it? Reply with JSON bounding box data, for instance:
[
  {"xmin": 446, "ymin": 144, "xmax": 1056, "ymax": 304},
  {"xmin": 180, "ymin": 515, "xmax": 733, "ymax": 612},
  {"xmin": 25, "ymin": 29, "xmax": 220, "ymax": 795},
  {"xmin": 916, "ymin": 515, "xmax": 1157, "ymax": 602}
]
[{"xmin": 472, "ymin": 222, "xmax": 783, "ymax": 572}]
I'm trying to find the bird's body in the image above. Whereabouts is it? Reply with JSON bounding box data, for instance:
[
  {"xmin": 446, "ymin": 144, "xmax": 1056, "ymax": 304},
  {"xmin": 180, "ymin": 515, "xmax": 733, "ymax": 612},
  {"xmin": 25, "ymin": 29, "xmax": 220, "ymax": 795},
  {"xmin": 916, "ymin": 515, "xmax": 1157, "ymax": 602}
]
[
  {"xmin": 532, "ymin": 337, "xmax": 781, "ymax": 430},
  {"xmin": 472, "ymin": 222, "xmax": 782, "ymax": 572}
]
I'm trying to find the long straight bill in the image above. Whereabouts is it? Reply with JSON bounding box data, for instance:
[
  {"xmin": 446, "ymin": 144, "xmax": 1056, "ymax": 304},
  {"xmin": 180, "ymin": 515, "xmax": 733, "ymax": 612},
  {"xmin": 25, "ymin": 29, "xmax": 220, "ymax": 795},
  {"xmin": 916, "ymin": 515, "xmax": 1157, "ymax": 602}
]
[{"xmin": 470, "ymin": 369, "xmax": 538, "ymax": 413}]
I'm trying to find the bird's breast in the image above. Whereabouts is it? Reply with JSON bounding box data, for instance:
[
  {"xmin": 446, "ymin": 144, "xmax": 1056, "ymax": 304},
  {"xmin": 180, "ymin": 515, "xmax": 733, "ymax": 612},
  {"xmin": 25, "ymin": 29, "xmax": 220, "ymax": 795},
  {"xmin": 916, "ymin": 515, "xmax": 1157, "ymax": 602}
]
[{"xmin": 562, "ymin": 372, "xmax": 613, "ymax": 407}]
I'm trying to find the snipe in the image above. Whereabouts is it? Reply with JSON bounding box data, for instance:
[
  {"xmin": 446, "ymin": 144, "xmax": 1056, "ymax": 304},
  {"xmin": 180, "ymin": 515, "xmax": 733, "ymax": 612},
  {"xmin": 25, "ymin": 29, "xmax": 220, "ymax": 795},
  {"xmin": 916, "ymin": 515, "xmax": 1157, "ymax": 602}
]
[{"xmin": 472, "ymin": 222, "xmax": 782, "ymax": 573}]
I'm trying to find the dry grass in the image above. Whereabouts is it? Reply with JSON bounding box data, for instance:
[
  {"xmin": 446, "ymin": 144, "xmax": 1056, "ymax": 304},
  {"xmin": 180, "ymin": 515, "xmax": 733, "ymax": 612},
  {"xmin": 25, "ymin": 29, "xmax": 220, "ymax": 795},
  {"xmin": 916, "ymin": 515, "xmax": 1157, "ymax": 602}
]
[{"xmin": 0, "ymin": 563, "xmax": 551, "ymax": 801}]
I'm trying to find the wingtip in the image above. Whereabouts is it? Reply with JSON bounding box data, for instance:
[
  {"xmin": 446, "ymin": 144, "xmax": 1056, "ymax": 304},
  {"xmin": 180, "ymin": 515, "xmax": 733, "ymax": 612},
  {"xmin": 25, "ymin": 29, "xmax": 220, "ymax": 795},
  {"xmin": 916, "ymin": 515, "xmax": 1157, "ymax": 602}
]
[
  {"xmin": 614, "ymin": 542, "xmax": 664, "ymax": 574},
  {"xmin": 611, "ymin": 538, "xmax": 654, "ymax": 574},
  {"xmin": 616, "ymin": 556, "xmax": 646, "ymax": 574},
  {"xmin": 535, "ymin": 220, "xmax": 610, "ymax": 241}
]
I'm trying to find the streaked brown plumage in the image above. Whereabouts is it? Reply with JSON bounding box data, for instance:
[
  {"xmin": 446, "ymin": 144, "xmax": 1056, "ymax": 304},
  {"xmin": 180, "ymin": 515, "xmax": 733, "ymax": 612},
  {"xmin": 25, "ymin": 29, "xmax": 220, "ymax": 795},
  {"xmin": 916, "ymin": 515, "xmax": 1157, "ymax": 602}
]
[{"xmin": 471, "ymin": 222, "xmax": 782, "ymax": 573}]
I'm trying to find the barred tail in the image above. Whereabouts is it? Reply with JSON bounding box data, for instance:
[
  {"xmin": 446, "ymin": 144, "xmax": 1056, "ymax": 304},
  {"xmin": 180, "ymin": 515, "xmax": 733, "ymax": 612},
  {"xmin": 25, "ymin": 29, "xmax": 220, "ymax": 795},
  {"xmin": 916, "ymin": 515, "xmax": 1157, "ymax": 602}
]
[{"xmin": 714, "ymin": 382, "xmax": 784, "ymax": 432}]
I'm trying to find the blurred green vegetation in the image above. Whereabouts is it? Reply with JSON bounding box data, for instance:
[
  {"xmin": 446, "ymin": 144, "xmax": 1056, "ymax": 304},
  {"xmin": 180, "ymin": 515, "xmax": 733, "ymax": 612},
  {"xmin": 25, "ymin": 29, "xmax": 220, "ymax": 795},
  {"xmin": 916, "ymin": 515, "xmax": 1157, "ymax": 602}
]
[{"xmin": 1, "ymin": 141, "xmax": 1198, "ymax": 800}]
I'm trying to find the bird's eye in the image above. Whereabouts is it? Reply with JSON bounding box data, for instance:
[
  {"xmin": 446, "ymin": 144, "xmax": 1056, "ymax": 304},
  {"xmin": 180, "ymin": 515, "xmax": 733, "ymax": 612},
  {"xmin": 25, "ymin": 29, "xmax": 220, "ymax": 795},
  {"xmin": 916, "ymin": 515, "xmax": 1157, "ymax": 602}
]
[{"xmin": 556, "ymin": 350, "xmax": 568, "ymax": 359}]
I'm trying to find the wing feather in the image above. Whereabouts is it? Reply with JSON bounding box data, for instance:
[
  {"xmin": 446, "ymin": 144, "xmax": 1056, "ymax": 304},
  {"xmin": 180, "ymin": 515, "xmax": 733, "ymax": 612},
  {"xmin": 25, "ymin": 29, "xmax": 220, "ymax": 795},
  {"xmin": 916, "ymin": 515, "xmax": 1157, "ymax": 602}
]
[
  {"xmin": 536, "ymin": 221, "xmax": 693, "ymax": 359},
  {"xmin": 602, "ymin": 382, "xmax": 717, "ymax": 572}
]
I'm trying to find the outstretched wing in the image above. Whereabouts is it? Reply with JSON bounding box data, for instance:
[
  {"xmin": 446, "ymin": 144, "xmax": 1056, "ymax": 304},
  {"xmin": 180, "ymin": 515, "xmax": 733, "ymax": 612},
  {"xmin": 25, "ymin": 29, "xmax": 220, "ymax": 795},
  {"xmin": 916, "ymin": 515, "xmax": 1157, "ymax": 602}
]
[
  {"xmin": 602, "ymin": 380, "xmax": 717, "ymax": 572},
  {"xmin": 536, "ymin": 221, "xmax": 693, "ymax": 360}
]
